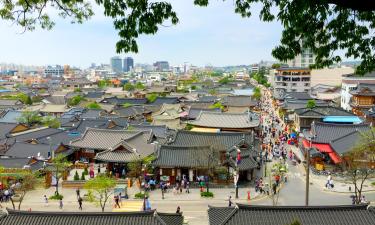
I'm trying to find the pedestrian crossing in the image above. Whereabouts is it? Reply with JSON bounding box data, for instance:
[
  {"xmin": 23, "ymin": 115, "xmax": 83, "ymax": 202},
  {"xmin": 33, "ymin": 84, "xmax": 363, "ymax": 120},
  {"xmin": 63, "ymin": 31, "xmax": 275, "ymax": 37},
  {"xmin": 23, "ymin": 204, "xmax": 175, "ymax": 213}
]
[{"xmin": 112, "ymin": 200, "xmax": 143, "ymax": 212}]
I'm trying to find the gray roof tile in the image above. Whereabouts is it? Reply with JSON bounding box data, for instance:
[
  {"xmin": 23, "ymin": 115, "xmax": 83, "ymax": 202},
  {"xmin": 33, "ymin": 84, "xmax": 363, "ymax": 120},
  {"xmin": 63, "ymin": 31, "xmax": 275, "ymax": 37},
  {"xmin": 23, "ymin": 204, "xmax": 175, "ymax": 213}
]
[
  {"xmin": 208, "ymin": 204, "xmax": 375, "ymax": 225},
  {"xmin": 1, "ymin": 209, "xmax": 183, "ymax": 225},
  {"xmin": 189, "ymin": 111, "xmax": 259, "ymax": 129}
]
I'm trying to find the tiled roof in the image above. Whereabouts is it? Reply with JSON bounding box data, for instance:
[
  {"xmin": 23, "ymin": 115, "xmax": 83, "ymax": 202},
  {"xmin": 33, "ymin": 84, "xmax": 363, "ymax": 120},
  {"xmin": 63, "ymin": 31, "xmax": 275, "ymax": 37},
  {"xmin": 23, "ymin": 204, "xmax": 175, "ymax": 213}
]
[
  {"xmin": 151, "ymin": 97, "xmax": 179, "ymax": 105},
  {"xmin": 350, "ymin": 83, "xmax": 375, "ymax": 96},
  {"xmin": 197, "ymin": 96, "xmax": 218, "ymax": 103},
  {"xmin": 95, "ymin": 149, "xmax": 141, "ymax": 163},
  {"xmin": 132, "ymin": 124, "xmax": 170, "ymax": 139},
  {"xmin": 222, "ymin": 96, "xmax": 257, "ymax": 107},
  {"xmin": 100, "ymin": 97, "xmax": 147, "ymax": 106},
  {"xmin": 284, "ymin": 92, "xmax": 312, "ymax": 100},
  {"xmin": 4, "ymin": 142, "xmax": 56, "ymax": 158},
  {"xmin": 281, "ymin": 100, "xmax": 329, "ymax": 111},
  {"xmin": 153, "ymin": 145, "xmax": 215, "ymax": 167},
  {"xmin": 85, "ymin": 91, "xmax": 104, "ymax": 99},
  {"xmin": 304, "ymin": 122, "xmax": 370, "ymax": 144},
  {"xmin": 208, "ymin": 204, "xmax": 375, "ymax": 225},
  {"xmin": 169, "ymin": 130, "xmax": 254, "ymax": 151},
  {"xmin": 0, "ymin": 110, "xmax": 23, "ymax": 123},
  {"xmin": 0, "ymin": 157, "xmax": 31, "ymax": 169},
  {"xmin": 187, "ymin": 108, "xmax": 221, "ymax": 120},
  {"xmin": 330, "ymin": 131, "xmax": 362, "ymax": 155},
  {"xmin": 70, "ymin": 128, "xmax": 143, "ymax": 150},
  {"xmin": 189, "ymin": 111, "xmax": 259, "ymax": 129},
  {"xmin": 0, "ymin": 208, "xmax": 183, "ymax": 225},
  {"xmin": 80, "ymin": 109, "xmax": 104, "ymax": 119},
  {"xmin": 0, "ymin": 99, "xmax": 22, "ymax": 106},
  {"xmin": 44, "ymin": 96, "xmax": 66, "ymax": 105},
  {"xmin": 114, "ymin": 105, "xmax": 145, "ymax": 118},
  {"xmin": 8, "ymin": 127, "xmax": 62, "ymax": 142},
  {"xmin": 0, "ymin": 123, "xmax": 19, "ymax": 139},
  {"xmin": 295, "ymin": 106, "xmax": 355, "ymax": 117}
]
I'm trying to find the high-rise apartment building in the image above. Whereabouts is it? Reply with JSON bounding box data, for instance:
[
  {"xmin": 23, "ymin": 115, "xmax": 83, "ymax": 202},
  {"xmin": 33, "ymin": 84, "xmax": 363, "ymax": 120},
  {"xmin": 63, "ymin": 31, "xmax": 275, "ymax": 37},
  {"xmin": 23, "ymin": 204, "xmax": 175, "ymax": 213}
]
[
  {"xmin": 153, "ymin": 61, "xmax": 170, "ymax": 71},
  {"xmin": 44, "ymin": 65, "xmax": 64, "ymax": 77},
  {"xmin": 123, "ymin": 57, "xmax": 134, "ymax": 72},
  {"xmin": 287, "ymin": 40, "xmax": 315, "ymax": 68},
  {"xmin": 110, "ymin": 56, "xmax": 123, "ymax": 73},
  {"xmin": 273, "ymin": 67, "xmax": 311, "ymax": 94}
]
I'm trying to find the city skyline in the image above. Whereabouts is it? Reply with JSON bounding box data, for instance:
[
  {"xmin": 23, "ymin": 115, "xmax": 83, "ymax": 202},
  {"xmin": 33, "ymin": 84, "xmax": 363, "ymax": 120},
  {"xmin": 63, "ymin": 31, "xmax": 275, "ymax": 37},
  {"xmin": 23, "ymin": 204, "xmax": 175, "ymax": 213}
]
[{"xmin": 0, "ymin": 1, "xmax": 283, "ymax": 68}]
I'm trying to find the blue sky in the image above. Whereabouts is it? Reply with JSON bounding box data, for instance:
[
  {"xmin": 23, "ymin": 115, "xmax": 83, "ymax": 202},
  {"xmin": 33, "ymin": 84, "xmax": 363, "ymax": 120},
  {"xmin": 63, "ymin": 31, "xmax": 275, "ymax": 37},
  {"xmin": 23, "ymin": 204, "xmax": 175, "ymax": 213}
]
[{"xmin": 0, "ymin": 1, "xmax": 283, "ymax": 68}]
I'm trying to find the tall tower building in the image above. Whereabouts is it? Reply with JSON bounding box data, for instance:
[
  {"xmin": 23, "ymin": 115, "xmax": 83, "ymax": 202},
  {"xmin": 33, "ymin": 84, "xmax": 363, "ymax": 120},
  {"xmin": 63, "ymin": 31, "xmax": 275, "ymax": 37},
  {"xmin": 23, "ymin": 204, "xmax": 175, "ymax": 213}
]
[
  {"xmin": 123, "ymin": 57, "xmax": 134, "ymax": 72},
  {"xmin": 287, "ymin": 40, "xmax": 315, "ymax": 68},
  {"xmin": 110, "ymin": 56, "xmax": 123, "ymax": 73}
]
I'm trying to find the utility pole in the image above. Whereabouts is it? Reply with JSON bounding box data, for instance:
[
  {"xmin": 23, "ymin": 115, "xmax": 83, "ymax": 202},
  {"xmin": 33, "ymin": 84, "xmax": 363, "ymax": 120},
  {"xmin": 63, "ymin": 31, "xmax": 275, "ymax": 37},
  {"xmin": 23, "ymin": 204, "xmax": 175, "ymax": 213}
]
[{"xmin": 305, "ymin": 136, "xmax": 313, "ymax": 206}]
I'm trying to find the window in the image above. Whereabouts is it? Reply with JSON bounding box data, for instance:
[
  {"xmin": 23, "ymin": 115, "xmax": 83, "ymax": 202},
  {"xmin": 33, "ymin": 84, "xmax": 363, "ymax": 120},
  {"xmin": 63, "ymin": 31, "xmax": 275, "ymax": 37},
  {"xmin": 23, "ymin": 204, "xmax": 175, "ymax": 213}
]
[
  {"xmin": 292, "ymin": 83, "xmax": 297, "ymax": 86},
  {"xmin": 304, "ymin": 89, "xmax": 310, "ymax": 92},
  {"xmin": 309, "ymin": 59, "xmax": 313, "ymax": 63},
  {"xmin": 291, "ymin": 89, "xmax": 297, "ymax": 92},
  {"xmin": 304, "ymin": 83, "xmax": 309, "ymax": 87}
]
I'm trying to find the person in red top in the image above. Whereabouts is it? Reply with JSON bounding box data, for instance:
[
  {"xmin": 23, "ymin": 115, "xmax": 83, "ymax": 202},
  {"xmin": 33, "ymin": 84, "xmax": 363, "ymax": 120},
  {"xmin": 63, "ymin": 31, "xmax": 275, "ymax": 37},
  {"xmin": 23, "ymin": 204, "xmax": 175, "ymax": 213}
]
[{"xmin": 275, "ymin": 175, "xmax": 281, "ymax": 186}]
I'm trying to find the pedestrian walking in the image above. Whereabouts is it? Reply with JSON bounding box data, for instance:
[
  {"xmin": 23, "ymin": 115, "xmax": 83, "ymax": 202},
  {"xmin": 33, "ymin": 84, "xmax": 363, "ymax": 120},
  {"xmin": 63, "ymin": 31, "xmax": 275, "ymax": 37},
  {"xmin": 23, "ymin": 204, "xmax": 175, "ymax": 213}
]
[
  {"xmin": 114, "ymin": 195, "xmax": 121, "ymax": 208},
  {"xmin": 76, "ymin": 188, "xmax": 80, "ymax": 199},
  {"xmin": 176, "ymin": 206, "xmax": 181, "ymax": 213},
  {"xmin": 78, "ymin": 196, "xmax": 83, "ymax": 210},
  {"xmin": 186, "ymin": 181, "xmax": 190, "ymax": 193},
  {"xmin": 228, "ymin": 196, "xmax": 233, "ymax": 207},
  {"xmin": 43, "ymin": 195, "xmax": 48, "ymax": 207},
  {"xmin": 59, "ymin": 199, "xmax": 63, "ymax": 209}
]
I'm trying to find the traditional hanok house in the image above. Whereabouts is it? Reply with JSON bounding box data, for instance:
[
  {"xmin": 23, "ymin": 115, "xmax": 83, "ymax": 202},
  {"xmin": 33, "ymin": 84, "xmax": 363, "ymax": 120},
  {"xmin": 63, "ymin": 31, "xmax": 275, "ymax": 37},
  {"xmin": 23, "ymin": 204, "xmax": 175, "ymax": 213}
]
[
  {"xmin": 294, "ymin": 106, "xmax": 359, "ymax": 131},
  {"xmin": 0, "ymin": 209, "xmax": 184, "ymax": 225},
  {"xmin": 349, "ymin": 83, "xmax": 375, "ymax": 116},
  {"xmin": 0, "ymin": 110, "xmax": 23, "ymax": 123},
  {"xmin": 188, "ymin": 111, "xmax": 260, "ymax": 132},
  {"xmin": 151, "ymin": 97, "xmax": 179, "ymax": 105},
  {"xmin": 0, "ymin": 123, "xmax": 29, "ymax": 154},
  {"xmin": 151, "ymin": 104, "xmax": 183, "ymax": 129},
  {"xmin": 301, "ymin": 122, "xmax": 371, "ymax": 171},
  {"xmin": 69, "ymin": 128, "xmax": 156, "ymax": 177},
  {"xmin": 222, "ymin": 95, "xmax": 258, "ymax": 113},
  {"xmin": 0, "ymin": 99, "xmax": 23, "ymax": 110},
  {"xmin": 208, "ymin": 204, "xmax": 375, "ymax": 225},
  {"xmin": 24, "ymin": 104, "xmax": 68, "ymax": 117},
  {"xmin": 153, "ymin": 130, "xmax": 260, "ymax": 184},
  {"xmin": 364, "ymin": 106, "xmax": 375, "ymax": 126}
]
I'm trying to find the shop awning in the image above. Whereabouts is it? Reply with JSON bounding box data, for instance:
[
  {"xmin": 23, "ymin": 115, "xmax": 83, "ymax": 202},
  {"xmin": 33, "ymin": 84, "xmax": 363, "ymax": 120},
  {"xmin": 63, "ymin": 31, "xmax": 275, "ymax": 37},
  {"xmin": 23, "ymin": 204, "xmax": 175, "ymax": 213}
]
[
  {"xmin": 302, "ymin": 139, "xmax": 342, "ymax": 164},
  {"xmin": 302, "ymin": 139, "xmax": 333, "ymax": 153},
  {"xmin": 328, "ymin": 152, "xmax": 342, "ymax": 164}
]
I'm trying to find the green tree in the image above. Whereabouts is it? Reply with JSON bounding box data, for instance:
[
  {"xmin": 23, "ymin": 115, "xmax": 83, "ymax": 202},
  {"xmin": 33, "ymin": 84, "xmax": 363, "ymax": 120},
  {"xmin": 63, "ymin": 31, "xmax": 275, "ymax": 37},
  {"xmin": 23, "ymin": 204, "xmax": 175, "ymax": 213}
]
[
  {"xmin": 17, "ymin": 111, "xmax": 41, "ymax": 126},
  {"xmin": 31, "ymin": 96, "xmax": 42, "ymax": 103},
  {"xmin": 84, "ymin": 174, "xmax": 117, "ymax": 212},
  {"xmin": 25, "ymin": 95, "xmax": 33, "ymax": 105},
  {"xmin": 74, "ymin": 88, "xmax": 82, "ymax": 93},
  {"xmin": 122, "ymin": 103, "xmax": 133, "ymax": 108},
  {"xmin": 306, "ymin": 100, "xmax": 316, "ymax": 109},
  {"xmin": 68, "ymin": 95, "xmax": 85, "ymax": 106},
  {"xmin": 209, "ymin": 102, "xmax": 224, "ymax": 110},
  {"xmin": 123, "ymin": 83, "xmax": 135, "ymax": 91},
  {"xmin": 42, "ymin": 116, "xmax": 61, "ymax": 128},
  {"xmin": 127, "ymin": 155, "xmax": 155, "ymax": 192},
  {"xmin": 135, "ymin": 82, "xmax": 145, "ymax": 90},
  {"xmin": 347, "ymin": 128, "xmax": 375, "ymax": 204},
  {"xmin": 48, "ymin": 154, "xmax": 72, "ymax": 196},
  {"xmin": 218, "ymin": 77, "xmax": 231, "ymax": 85},
  {"xmin": 208, "ymin": 89, "xmax": 217, "ymax": 96},
  {"xmin": 86, "ymin": 102, "xmax": 101, "ymax": 109},
  {"xmin": 146, "ymin": 93, "xmax": 158, "ymax": 103},
  {"xmin": 253, "ymin": 87, "xmax": 262, "ymax": 100},
  {"xmin": 9, "ymin": 173, "xmax": 39, "ymax": 210}
]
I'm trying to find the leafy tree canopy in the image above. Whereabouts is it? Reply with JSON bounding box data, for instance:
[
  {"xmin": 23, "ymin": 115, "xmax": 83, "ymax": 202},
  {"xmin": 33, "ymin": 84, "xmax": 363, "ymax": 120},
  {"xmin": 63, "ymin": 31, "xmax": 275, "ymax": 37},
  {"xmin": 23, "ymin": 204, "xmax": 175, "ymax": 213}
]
[
  {"xmin": 306, "ymin": 99, "xmax": 316, "ymax": 109},
  {"xmin": 135, "ymin": 82, "xmax": 145, "ymax": 90},
  {"xmin": 68, "ymin": 95, "xmax": 85, "ymax": 106},
  {"xmin": 146, "ymin": 93, "xmax": 158, "ymax": 103},
  {"xmin": 86, "ymin": 101, "xmax": 101, "ymax": 109},
  {"xmin": 42, "ymin": 116, "xmax": 61, "ymax": 128},
  {"xmin": 16, "ymin": 111, "xmax": 41, "ymax": 126},
  {"xmin": 123, "ymin": 82, "xmax": 135, "ymax": 91},
  {"xmin": 2, "ymin": 1, "xmax": 375, "ymax": 74}
]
